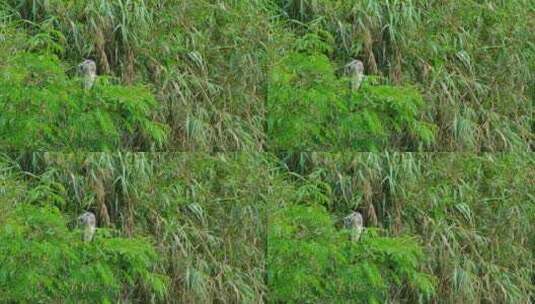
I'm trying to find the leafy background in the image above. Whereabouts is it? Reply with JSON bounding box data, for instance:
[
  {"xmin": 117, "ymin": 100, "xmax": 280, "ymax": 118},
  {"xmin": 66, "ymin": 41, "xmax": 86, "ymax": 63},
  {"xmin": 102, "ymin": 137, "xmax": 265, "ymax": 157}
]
[
  {"xmin": 0, "ymin": 0, "xmax": 534, "ymax": 303},
  {"xmin": 1, "ymin": 0, "xmax": 532, "ymax": 150}
]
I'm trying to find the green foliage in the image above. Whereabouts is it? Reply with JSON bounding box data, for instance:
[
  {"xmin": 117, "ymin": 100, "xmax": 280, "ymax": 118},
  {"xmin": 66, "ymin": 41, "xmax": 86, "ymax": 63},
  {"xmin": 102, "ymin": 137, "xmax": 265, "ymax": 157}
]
[
  {"xmin": 0, "ymin": 52, "xmax": 168, "ymax": 150},
  {"xmin": 398, "ymin": 154, "xmax": 535, "ymax": 303},
  {"xmin": 0, "ymin": 151, "xmax": 533, "ymax": 303},
  {"xmin": 271, "ymin": 0, "xmax": 534, "ymax": 151},
  {"xmin": 268, "ymin": 204, "xmax": 435, "ymax": 303},
  {"xmin": 267, "ymin": 43, "xmax": 436, "ymax": 150},
  {"xmin": 1, "ymin": 152, "xmax": 269, "ymax": 303},
  {"xmin": 0, "ymin": 0, "xmax": 534, "ymax": 303},
  {"xmin": 0, "ymin": 203, "xmax": 168, "ymax": 303},
  {"xmin": 272, "ymin": 152, "xmax": 535, "ymax": 303},
  {"xmin": 2, "ymin": 0, "xmax": 272, "ymax": 150},
  {"xmin": 3, "ymin": 0, "xmax": 531, "ymax": 151}
]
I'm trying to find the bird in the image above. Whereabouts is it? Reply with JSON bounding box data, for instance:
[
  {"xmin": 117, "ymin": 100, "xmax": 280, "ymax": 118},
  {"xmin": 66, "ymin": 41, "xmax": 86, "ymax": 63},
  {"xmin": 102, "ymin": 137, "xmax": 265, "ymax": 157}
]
[
  {"xmin": 78, "ymin": 59, "xmax": 97, "ymax": 90},
  {"xmin": 78, "ymin": 211, "xmax": 96, "ymax": 242},
  {"xmin": 343, "ymin": 211, "xmax": 363, "ymax": 242},
  {"xmin": 344, "ymin": 59, "xmax": 364, "ymax": 92}
]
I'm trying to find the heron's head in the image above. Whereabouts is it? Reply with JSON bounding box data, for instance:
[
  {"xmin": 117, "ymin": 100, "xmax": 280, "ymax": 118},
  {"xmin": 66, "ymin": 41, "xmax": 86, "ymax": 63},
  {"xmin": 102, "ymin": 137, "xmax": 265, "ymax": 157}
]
[
  {"xmin": 343, "ymin": 211, "xmax": 363, "ymax": 228},
  {"xmin": 355, "ymin": 60, "xmax": 364, "ymax": 73},
  {"xmin": 78, "ymin": 59, "xmax": 97, "ymax": 75},
  {"xmin": 345, "ymin": 60, "xmax": 364, "ymax": 74},
  {"xmin": 78, "ymin": 212, "xmax": 96, "ymax": 227}
]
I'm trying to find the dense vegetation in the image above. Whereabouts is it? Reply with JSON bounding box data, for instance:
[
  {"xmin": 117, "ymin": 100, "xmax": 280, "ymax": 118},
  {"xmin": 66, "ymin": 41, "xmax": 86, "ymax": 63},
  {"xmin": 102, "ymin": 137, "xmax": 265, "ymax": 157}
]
[
  {"xmin": 268, "ymin": 47, "xmax": 435, "ymax": 150},
  {"xmin": 1, "ymin": 0, "xmax": 533, "ymax": 303},
  {"xmin": 1, "ymin": 153, "xmax": 532, "ymax": 303},
  {"xmin": 1, "ymin": 203, "xmax": 167, "ymax": 303},
  {"xmin": 268, "ymin": 0, "xmax": 534, "ymax": 151},
  {"xmin": 1, "ymin": 52, "xmax": 167, "ymax": 150},
  {"xmin": 1, "ymin": 1, "xmax": 271, "ymax": 150},
  {"xmin": 0, "ymin": 153, "xmax": 268, "ymax": 303},
  {"xmin": 268, "ymin": 152, "xmax": 534, "ymax": 303},
  {"xmin": 1, "ymin": 0, "xmax": 532, "ymax": 150}
]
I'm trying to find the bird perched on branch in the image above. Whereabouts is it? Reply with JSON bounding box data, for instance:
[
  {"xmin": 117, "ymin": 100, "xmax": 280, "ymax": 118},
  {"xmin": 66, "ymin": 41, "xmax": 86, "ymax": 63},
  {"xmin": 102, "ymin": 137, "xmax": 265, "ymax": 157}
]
[
  {"xmin": 345, "ymin": 59, "xmax": 364, "ymax": 92},
  {"xmin": 343, "ymin": 211, "xmax": 363, "ymax": 242},
  {"xmin": 78, "ymin": 59, "xmax": 97, "ymax": 90},
  {"xmin": 78, "ymin": 211, "xmax": 96, "ymax": 242}
]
